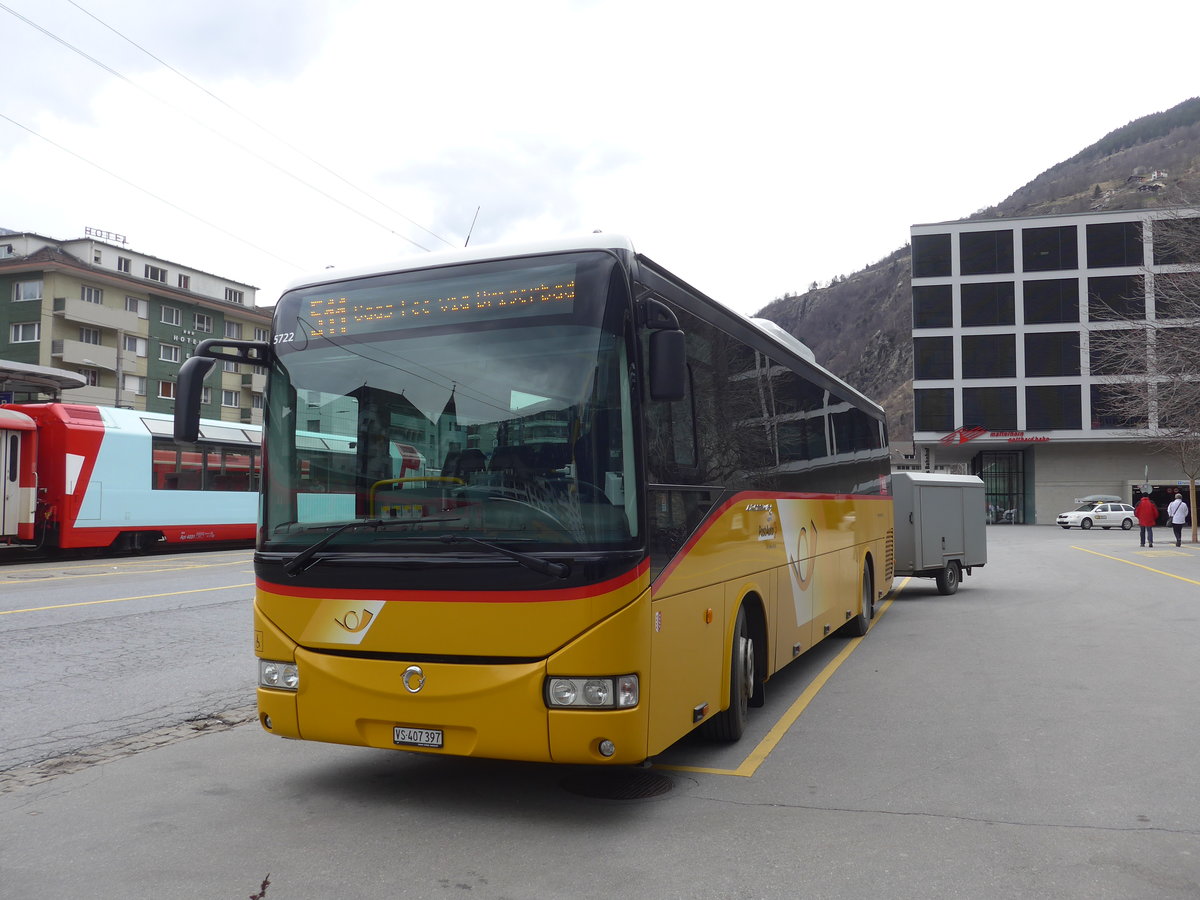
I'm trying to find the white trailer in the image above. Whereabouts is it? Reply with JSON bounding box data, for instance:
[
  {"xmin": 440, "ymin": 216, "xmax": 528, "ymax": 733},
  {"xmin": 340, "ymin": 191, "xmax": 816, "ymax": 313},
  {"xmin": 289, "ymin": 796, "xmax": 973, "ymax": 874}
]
[{"xmin": 892, "ymin": 472, "xmax": 987, "ymax": 594}]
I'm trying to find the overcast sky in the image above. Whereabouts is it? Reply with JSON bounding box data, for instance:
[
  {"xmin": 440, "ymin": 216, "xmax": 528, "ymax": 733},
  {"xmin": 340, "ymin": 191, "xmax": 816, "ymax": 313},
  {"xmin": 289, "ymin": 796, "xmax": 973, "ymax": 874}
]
[{"xmin": 3, "ymin": 0, "xmax": 1199, "ymax": 317}]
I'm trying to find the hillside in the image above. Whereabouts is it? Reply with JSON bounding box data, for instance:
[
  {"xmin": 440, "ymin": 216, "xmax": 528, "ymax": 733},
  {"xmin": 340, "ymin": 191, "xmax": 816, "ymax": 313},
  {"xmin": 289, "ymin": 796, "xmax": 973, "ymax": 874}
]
[{"xmin": 757, "ymin": 97, "xmax": 1200, "ymax": 441}]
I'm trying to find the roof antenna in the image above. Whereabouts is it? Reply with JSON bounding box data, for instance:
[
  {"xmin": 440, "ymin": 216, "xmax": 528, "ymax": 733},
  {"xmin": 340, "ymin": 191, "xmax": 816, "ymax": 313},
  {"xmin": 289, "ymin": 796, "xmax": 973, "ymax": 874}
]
[{"xmin": 464, "ymin": 207, "xmax": 481, "ymax": 247}]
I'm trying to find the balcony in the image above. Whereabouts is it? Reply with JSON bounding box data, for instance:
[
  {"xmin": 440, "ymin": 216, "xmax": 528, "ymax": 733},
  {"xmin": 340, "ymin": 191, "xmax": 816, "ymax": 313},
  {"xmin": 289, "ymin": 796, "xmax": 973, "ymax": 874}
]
[
  {"xmin": 53, "ymin": 339, "xmax": 117, "ymax": 371},
  {"xmin": 53, "ymin": 297, "xmax": 141, "ymax": 332},
  {"xmin": 241, "ymin": 371, "xmax": 266, "ymax": 392}
]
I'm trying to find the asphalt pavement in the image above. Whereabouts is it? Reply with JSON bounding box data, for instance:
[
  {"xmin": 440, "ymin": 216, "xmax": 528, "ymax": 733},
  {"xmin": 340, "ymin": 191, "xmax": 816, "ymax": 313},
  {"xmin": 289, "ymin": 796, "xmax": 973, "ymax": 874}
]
[{"xmin": 1, "ymin": 527, "xmax": 1198, "ymax": 899}]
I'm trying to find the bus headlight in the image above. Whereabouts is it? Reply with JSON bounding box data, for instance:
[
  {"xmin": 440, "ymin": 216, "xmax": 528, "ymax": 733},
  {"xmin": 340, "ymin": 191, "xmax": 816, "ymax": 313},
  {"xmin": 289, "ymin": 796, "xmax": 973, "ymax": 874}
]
[
  {"xmin": 259, "ymin": 659, "xmax": 299, "ymax": 691},
  {"xmin": 545, "ymin": 675, "xmax": 638, "ymax": 709}
]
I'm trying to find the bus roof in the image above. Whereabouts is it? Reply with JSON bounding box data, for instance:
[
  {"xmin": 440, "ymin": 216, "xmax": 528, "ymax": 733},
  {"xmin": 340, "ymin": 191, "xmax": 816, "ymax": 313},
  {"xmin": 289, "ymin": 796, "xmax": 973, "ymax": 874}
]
[{"xmin": 281, "ymin": 233, "xmax": 638, "ymax": 295}]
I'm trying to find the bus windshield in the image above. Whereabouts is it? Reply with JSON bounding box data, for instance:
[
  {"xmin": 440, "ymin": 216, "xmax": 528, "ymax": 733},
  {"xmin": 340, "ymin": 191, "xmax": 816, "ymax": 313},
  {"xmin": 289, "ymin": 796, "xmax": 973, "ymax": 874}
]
[{"xmin": 263, "ymin": 251, "xmax": 638, "ymax": 553}]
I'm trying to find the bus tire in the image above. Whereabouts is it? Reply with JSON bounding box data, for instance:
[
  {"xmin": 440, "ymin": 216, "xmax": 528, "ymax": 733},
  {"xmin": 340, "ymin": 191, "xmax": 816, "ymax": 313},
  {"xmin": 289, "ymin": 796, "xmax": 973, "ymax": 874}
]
[
  {"xmin": 845, "ymin": 565, "xmax": 874, "ymax": 636},
  {"xmin": 702, "ymin": 605, "xmax": 752, "ymax": 742},
  {"xmin": 935, "ymin": 560, "xmax": 960, "ymax": 595}
]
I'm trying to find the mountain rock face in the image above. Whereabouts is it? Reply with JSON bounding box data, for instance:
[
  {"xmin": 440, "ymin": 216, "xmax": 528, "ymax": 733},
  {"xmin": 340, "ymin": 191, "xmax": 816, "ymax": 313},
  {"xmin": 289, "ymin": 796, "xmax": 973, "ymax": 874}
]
[{"xmin": 756, "ymin": 97, "xmax": 1200, "ymax": 441}]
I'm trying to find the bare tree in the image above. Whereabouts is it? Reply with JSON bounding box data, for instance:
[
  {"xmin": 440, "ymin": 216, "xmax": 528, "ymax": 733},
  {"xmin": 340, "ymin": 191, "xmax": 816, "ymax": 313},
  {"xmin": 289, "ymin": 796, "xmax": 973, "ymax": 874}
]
[{"xmin": 1088, "ymin": 206, "xmax": 1200, "ymax": 541}]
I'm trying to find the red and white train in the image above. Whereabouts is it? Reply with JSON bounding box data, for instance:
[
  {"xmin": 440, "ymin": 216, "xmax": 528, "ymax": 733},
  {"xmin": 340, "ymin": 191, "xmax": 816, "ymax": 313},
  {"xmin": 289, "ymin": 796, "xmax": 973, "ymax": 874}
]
[{"xmin": 0, "ymin": 402, "xmax": 258, "ymax": 553}]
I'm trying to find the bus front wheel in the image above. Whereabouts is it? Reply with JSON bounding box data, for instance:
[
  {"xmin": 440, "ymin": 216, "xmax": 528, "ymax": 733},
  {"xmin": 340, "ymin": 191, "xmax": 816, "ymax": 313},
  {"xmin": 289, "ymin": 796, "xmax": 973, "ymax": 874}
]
[{"xmin": 702, "ymin": 605, "xmax": 753, "ymax": 742}]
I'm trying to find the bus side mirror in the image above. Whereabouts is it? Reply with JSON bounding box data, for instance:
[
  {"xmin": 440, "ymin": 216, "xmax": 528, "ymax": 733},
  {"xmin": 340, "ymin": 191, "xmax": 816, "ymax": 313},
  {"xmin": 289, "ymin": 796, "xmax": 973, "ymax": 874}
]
[
  {"xmin": 649, "ymin": 329, "xmax": 686, "ymax": 401},
  {"xmin": 174, "ymin": 355, "xmax": 216, "ymax": 443}
]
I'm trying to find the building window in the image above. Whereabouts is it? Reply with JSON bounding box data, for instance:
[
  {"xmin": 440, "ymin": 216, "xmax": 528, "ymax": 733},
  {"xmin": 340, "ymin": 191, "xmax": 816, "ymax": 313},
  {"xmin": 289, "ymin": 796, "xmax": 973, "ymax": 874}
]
[
  {"xmin": 145, "ymin": 264, "xmax": 167, "ymax": 283},
  {"xmin": 80, "ymin": 367, "xmax": 100, "ymax": 387},
  {"xmin": 123, "ymin": 334, "xmax": 147, "ymax": 357},
  {"xmin": 222, "ymin": 390, "xmax": 240, "ymax": 408},
  {"xmin": 158, "ymin": 381, "xmax": 176, "ymax": 399},
  {"xmin": 1090, "ymin": 384, "xmax": 1146, "ymax": 429},
  {"xmin": 912, "ymin": 234, "xmax": 951, "ymax": 278},
  {"xmin": 13, "ymin": 280, "xmax": 43, "ymax": 302},
  {"xmin": 252, "ymin": 392, "xmax": 263, "ymax": 409},
  {"xmin": 125, "ymin": 296, "xmax": 148, "ymax": 317},
  {"xmin": 194, "ymin": 313, "xmax": 213, "ymax": 333},
  {"xmin": 117, "ymin": 256, "xmax": 131, "ymax": 273},
  {"xmin": 202, "ymin": 387, "xmax": 212, "ymax": 405},
  {"xmin": 961, "ymin": 333, "xmax": 1015, "ymax": 378},
  {"xmin": 960, "ymin": 282, "xmax": 1015, "ymax": 326},
  {"xmin": 1153, "ymin": 217, "xmax": 1200, "ymax": 265},
  {"xmin": 1022, "ymin": 225, "xmax": 1077, "ymax": 272},
  {"xmin": 225, "ymin": 288, "xmax": 244, "ymax": 304},
  {"xmin": 81, "ymin": 285, "xmax": 103, "ymax": 304},
  {"xmin": 1023, "ymin": 278, "xmax": 1079, "ymax": 324},
  {"xmin": 1087, "ymin": 221, "xmax": 1143, "ymax": 268},
  {"xmin": 93, "ymin": 248, "xmax": 102, "ymax": 264},
  {"xmin": 254, "ymin": 327, "xmax": 270, "ymax": 342},
  {"xmin": 160, "ymin": 343, "xmax": 181, "ymax": 363},
  {"xmin": 914, "ymin": 388, "xmax": 954, "ymax": 432},
  {"xmin": 124, "ymin": 375, "xmax": 146, "ymax": 396},
  {"xmin": 913, "ymin": 336, "xmax": 954, "ymax": 380},
  {"xmin": 178, "ymin": 274, "xmax": 191, "ymax": 290},
  {"xmin": 1089, "ymin": 328, "xmax": 1146, "ymax": 376},
  {"xmin": 79, "ymin": 327, "xmax": 101, "ymax": 345},
  {"xmin": 224, "ymin": 321, "xmax": 243, "ymax": 339},
  {"xmin": 1088, "ymin": 275, "xmax": 1144, "ymax": 320},
  {"xmin": 912, "ymin": 285, "xmax": 952, "ymax": 328},
  {"xmin": 1024, "ymin": 332, "xmax": 1080, "ymax": 377},
  {"xmin": 223, "ymin": 360, "xmax": 240, "ymax": 374},
  {"xmin": 161, "ymin": 306, "xmax": 181, "ymax": 326},
  {"xmin": 10, "ymin": 322, "xmax": 40, "ymax": 342},
  {"xmin": 1026, "ymin": 385, "xmax": 1081, "ymax": 430},
  {"xmin": 960, "ymin": 230, "xmax": 1014, "ymax": 276},
  {"xmin": 962, "ymin": 386, "xmax": 1017, "ymax": 430}
]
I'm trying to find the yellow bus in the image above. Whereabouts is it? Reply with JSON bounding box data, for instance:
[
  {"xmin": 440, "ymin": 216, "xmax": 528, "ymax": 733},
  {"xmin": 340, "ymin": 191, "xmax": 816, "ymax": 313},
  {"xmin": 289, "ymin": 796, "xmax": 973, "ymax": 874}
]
[{"xmin": 174, "ymin": 235, "xmax": 894, "ymax": 765}]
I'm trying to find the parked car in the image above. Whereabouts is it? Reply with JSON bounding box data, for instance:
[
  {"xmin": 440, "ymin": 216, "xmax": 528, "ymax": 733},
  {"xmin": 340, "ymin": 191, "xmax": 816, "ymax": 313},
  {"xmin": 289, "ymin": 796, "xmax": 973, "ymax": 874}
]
[{"xmin": 1057, "ymin": 502, "xmax": 1136, "ymax": 530}]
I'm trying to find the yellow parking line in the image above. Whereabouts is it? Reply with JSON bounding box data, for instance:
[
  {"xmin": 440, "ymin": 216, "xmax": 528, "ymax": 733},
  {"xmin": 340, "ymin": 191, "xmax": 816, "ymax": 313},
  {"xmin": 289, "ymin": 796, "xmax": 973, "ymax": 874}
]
[
  {"xmin": 0, "ymin": 583, "xmax": 254, "ymax": 615},
  {"xmin": 1071, "ymin": 546, "xmax": 1200, "ymax": 585},
  {"xmin": 658, "ymin": 577, "xmax": 910, "ymax": 778}
]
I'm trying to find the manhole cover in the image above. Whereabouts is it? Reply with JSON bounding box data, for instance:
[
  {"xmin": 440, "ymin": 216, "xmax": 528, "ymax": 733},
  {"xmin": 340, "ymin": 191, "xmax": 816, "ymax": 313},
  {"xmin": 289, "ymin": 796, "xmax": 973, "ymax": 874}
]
[{"xmin": 560, "ymin": 769, "xmax": 673, "ymax": 800}]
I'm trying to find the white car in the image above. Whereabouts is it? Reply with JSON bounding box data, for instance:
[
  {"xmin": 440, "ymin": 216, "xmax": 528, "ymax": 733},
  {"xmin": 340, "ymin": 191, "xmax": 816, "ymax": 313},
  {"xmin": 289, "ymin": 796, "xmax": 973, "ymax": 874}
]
[{"xmin": 1057, "ymin": 502, "xmax": 1136, "ymax": 530}]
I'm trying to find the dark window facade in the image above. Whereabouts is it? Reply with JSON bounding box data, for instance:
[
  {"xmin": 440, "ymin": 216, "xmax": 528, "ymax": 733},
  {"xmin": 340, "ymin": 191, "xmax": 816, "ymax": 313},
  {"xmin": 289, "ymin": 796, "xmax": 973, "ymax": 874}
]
[
  {"xmin": 912, "ymin": 233, "xmax": 952, "ymax": 278},
  {"xmin": 912, "ymin": 284, "xmax": 953, "ymax": 328},
  {"xmin": 913, "ymin": 336, "xmax": 954, "ymax": 380},
  {"xmin": 1154, "ymin": 272, "xmax": 1199, "ymax": 319},
  {"xmin": 1022, "ymin": 225, "xmax": 1077, "ymax": 272},
  {"xmin": 962, "ymin": 387, "xmax": 1017, "ymax": 430},
  {"xmin": 1088, "ymin": 328, "xmax": 1145, "ymax": 375},
  {"xmin": 1087, "ymin": 221, "xmax": 1143, "ymax": 268},
  {"xmin": 914, "ymin": 388, "xmax": 954, "ymax": 432},
  {"xmin": 1088, "ymin": 275, "xmax": 1144, "ymax": 320},
  {"xmin": 1023, "ymin": 278, "xmax": 1079, "ymax": 324},
  {"xmin": 1025, "ymin": 385, "xmax": 1081, "ymax": 430},
  {"xmin": 1090, "ymin": 384, "xmax": 1146, "ymax": 429},
  {"xmin": 1151, "ymin": 217, "xmax": 1200, "ymax": 265},
  {"xmin": 961, "ymin": 334, "xmax": 1015, "ymax": 379},
  {"xmin": 960, "ymin": 230, "xmax": 1013, "ymax": 276},
  {"xmin": 1024, "ymin": 331, "xmax": 1079, "ymax": 377},
  {"xmin": 960, "ymin": 281, "xmax": 1015, "ymax": 326}
]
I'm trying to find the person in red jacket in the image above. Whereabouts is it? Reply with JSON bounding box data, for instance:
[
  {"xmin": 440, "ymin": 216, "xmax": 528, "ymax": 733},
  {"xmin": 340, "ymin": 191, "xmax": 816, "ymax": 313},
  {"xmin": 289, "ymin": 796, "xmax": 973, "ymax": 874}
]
[{"xmin": 1135, "ymin": 495, "xmax": 1158, "ymax": 547}]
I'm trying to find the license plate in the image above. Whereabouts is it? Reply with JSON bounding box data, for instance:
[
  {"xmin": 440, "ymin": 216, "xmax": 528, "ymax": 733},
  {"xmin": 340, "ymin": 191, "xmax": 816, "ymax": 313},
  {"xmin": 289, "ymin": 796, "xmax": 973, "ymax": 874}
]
[{"xmin": 393, "ymin": 726, "xmax": 444, "ymax": 748}]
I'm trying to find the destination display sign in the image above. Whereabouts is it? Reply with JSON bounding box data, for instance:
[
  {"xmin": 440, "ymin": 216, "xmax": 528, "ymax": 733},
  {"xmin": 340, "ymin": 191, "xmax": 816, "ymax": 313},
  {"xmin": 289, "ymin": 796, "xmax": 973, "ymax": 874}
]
[{"xmin": 302, "ymin": 263, "xmax": 577, "ymax": 339}]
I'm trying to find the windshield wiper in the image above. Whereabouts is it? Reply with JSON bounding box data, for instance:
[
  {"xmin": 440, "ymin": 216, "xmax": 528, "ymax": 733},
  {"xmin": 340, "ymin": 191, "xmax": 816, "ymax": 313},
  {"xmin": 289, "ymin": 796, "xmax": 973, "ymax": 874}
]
[
  {"xmin": 440, "ymin": 534, "xmax": 570, "ymax": 579},
  {"xmin": 284, "ymin": 519, "xmax": 387, "ymax": 577}
]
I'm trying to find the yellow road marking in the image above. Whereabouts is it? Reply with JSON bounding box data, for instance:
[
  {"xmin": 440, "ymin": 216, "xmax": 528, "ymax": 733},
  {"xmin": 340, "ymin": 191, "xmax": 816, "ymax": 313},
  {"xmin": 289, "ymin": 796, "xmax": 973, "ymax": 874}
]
[
  {"xmin": 1071, "ymin": 546, "xmax": 1200, "ymax": 586},
  {"xmin": 658, "ymin": 576, "xmax": 910, "ymax": 778},
  {"xmin": 0, "ymin": 583, "xmax": 254, "ymax": 615}
]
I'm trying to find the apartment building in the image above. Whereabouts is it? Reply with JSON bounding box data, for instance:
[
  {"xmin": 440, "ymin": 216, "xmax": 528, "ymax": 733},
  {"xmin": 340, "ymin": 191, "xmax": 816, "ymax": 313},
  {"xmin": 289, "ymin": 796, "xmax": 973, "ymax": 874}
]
[
  {"xmin": 0, "ymin": 228, "xmax": 271, "ymax": 424},
  {"xmin": 910, "ymin": 207, "xmax": 1200, "ymax": 523}
]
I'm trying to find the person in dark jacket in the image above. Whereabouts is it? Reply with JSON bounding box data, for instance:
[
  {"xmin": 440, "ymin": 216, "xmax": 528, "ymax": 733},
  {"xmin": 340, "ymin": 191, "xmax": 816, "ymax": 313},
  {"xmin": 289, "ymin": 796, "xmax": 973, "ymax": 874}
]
[{"xmin": 1135, "ymin": 495, "xmax": 1158, "ymax": 547}]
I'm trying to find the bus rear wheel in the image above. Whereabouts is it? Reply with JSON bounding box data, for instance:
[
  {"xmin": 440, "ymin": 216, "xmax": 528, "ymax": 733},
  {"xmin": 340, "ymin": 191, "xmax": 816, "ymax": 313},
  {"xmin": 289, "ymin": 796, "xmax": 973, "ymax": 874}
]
[
  {"xmin": 702, "ymin": 605, "xmax": 752, "ymax": 742},
  {"xmin": 845, "ymin": 566, "xmax": 873, "ymax": 636}
]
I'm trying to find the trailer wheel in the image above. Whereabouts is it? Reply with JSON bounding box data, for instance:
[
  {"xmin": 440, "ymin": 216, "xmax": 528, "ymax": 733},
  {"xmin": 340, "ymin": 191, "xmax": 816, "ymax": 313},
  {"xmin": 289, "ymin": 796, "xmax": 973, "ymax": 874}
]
[{"xmin": 935, "ymin": 560, "xmax": 960, "ymax": 595}]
